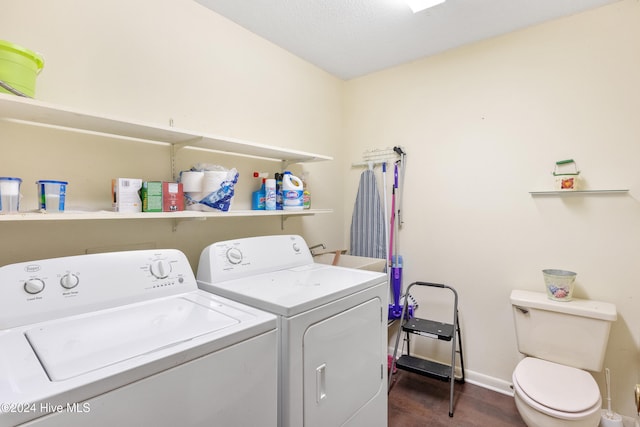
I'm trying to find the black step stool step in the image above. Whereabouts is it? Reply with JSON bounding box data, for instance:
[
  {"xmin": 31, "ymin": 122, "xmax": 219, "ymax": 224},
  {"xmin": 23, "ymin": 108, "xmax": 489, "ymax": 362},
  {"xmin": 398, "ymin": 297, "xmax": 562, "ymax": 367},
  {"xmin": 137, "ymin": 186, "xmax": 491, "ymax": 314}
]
[
  {"xmin": 402, "ymin": 317, "xmax": 454, "ymax": 341},
  {"xmin": 396, "ymin": 355, "xmax": 453, "ymax": 381}
]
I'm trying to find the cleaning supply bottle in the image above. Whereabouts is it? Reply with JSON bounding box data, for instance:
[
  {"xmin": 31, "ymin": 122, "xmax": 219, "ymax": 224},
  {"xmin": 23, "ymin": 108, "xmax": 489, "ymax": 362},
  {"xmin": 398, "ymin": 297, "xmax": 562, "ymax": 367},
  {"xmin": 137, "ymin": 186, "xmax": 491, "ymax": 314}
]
[
  {"xmin": 251, "ymin": 179, "xmax": 266, "ymax": 210},
  {"xmin": 301, "ymin": 172, "xmax": 311, "ymax": 210},
  {"xmin": 251, "ymin": 172, "xmax": 267, "ymax": 210},
  {"xmin": 275, "ymin": 173, "xmax": 283, "ymax": 210},
  {"xmin": 282, "ymin": 171, "xmax": 304, "ymax": 211},
  {"xmin": 265, "ymin": 178, "xmax": 276, "ymax": 210}
]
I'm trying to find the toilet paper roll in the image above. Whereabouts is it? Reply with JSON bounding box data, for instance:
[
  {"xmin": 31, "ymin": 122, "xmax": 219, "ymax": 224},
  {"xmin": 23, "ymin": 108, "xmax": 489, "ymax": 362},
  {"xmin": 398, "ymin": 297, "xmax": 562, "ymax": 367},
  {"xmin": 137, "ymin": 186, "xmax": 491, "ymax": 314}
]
[
  {"xmin": 179, "ymin": 171, "xmax": 204, "ymax": 192},
  {"xmin": 202, "ymin": 171, "xmax": 228, "ymax": 192}
]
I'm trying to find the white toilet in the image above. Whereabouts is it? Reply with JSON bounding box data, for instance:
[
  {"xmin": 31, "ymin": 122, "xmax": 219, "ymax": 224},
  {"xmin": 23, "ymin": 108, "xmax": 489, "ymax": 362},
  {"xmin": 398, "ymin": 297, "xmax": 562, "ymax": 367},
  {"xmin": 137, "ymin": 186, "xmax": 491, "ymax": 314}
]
[{"xmin": 510, "ymin": 290, "xmax": 617, "ymax": 427}]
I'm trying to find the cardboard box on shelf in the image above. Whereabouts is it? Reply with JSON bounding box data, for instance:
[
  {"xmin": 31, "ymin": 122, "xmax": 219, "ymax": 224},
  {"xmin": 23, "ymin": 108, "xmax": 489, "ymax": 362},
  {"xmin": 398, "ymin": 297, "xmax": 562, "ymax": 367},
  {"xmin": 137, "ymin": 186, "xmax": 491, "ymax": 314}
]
[
  {"xmin": 112, "ymin": 178, "xmax": 142, "ymax": 213},
  {"xmin": 163, "ymin": 182, "xmax": 184, "ymax": 212}
]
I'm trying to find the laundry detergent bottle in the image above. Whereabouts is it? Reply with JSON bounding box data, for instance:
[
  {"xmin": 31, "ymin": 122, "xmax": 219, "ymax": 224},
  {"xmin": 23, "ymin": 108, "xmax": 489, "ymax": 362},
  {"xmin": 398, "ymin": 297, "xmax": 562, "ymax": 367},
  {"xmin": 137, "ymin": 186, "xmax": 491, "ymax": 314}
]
[{"xmin": 282, "ymin": 171, "xmax": 304, "ymax": 211}]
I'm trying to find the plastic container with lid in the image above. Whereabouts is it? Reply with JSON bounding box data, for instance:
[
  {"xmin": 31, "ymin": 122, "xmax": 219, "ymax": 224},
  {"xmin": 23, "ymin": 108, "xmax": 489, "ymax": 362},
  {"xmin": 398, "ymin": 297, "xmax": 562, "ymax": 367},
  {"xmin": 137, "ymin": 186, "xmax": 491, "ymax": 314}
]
[
  {"xmin": 0, "ymin": 177, "xmax": 22, "ymax": 214},
  {"xmin": 282, "ymin": 171, "xmax": 303, "ymax": 211},
  {"xmin": 37, "ymin": 180, "xmax": 68, "ymax": 212}
]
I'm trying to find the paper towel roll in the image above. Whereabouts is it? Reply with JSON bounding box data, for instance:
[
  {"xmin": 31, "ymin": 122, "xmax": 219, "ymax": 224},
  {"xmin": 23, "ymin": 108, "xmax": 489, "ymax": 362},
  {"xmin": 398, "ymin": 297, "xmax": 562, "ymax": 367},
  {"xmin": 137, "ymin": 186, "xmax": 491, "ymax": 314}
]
[
  {"xmin": 180, "ymin": 171, "xmax": 204, "ymax": 192},
  {"xmin": 203, "ymin": 171, "xmax": 227, "ymax": 192}
]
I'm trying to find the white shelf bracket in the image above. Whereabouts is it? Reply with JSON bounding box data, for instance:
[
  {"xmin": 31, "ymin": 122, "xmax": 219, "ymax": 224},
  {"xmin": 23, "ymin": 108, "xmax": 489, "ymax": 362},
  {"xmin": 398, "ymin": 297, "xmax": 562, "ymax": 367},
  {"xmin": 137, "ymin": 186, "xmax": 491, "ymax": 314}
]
[{"xmin": 170, "ymin": 136, "xmax": 204, "ymax": 180}]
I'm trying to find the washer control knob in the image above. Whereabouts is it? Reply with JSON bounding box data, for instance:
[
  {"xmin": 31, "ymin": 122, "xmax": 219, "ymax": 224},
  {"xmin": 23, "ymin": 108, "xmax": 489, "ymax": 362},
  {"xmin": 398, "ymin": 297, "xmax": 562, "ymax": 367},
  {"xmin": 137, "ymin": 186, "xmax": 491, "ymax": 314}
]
[
  {"xmin": 226, "ymin": 248, "xmax": 243, "ymax": 264},
  {"xmin": 24, "ymin": 279, "xmax": 45, "ymax": 294},
  {"xmin": 150, "ymin": 260, "xmax": 171, "ymax": 279},
  {"xmin": 293, "ymin": 243, "xmax": 301, "ymax": 252},
  {"xmin": 60, "ymin": 273, "xmax": 79, "ymax": 289}
]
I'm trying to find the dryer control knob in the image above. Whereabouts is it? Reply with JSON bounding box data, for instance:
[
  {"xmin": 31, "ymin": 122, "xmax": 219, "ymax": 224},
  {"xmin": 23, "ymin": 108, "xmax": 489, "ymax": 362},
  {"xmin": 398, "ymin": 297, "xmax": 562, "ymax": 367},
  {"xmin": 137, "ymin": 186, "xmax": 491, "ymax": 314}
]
[
  {"xmin": 150, "ymin": 260, "xmax": 171, "ymax": 279},
  {"xmin": 60, "ymin": 273, "xmax": 79, "ymax": 289},
  {"xmin": 24, "ymin": 278, "xmax": 45, "ymax": 294}
]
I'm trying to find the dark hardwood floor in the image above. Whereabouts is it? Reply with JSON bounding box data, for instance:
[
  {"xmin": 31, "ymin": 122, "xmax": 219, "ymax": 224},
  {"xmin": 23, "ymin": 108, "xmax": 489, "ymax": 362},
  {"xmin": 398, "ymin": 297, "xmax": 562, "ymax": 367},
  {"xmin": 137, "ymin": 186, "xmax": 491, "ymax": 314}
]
[{"xmin": 388, "ymin": 371, "xmax": 527, "ymax": 427}]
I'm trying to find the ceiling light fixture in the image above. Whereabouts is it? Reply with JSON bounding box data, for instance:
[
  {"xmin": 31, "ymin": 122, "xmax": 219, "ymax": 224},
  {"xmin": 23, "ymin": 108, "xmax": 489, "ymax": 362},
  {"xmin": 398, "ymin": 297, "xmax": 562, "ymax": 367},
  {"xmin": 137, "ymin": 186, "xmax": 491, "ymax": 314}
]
[{"xmin": 405, "ymin": 0, "xmax": 446, "ymax": 13}]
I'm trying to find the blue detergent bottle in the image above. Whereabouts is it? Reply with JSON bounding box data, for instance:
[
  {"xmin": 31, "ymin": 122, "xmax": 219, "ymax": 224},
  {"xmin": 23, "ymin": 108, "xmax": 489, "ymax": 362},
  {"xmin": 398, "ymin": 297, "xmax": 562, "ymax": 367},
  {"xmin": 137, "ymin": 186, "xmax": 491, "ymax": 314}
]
[{"xmin": 251, "ymin": 172, "xmax": 267, "ymax": 210}]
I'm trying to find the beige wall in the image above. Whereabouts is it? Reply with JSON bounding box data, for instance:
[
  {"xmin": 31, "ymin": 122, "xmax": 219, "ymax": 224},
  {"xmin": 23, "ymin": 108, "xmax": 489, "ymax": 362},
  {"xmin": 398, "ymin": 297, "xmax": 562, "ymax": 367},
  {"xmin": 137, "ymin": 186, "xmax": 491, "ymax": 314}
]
[
  {"xmin": 345, "ymin": 0, "xmax": 639, "ymax": 417},
  {"xmin": 2, "ymin": 0, "xmax": 639, "ymax": 420},
  {"xmin": 0, "ymin": 0, "xmax": 345, "ymax": 270}
]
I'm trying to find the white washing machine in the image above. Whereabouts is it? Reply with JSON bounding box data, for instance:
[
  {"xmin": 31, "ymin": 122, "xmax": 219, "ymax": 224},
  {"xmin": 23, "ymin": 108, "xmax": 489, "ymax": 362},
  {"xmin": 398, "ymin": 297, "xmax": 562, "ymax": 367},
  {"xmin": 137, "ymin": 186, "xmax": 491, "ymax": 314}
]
[
  {"xmin": 0, "ymin": 249, "xmax": 277, "ymax": 427},
  {"xmin": 196, "ymin": 235, "xmax": 388, "ymax": 427}
]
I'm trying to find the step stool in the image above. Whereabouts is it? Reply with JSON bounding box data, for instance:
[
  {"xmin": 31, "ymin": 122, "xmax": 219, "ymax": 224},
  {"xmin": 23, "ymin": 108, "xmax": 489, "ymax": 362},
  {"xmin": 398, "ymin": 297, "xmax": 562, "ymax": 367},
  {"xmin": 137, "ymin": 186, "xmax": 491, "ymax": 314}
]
[{"xmin": 388, "ymin": 281, "xmax": 465, "ymax": 417}]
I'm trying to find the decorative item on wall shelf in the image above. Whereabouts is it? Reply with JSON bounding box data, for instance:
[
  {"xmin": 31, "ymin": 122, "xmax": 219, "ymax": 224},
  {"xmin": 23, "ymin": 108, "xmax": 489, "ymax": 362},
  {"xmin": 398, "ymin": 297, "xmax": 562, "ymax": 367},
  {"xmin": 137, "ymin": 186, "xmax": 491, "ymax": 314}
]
[{"xmin": 553, "ymin": 159, "xmax": 580, "ymax": 191}]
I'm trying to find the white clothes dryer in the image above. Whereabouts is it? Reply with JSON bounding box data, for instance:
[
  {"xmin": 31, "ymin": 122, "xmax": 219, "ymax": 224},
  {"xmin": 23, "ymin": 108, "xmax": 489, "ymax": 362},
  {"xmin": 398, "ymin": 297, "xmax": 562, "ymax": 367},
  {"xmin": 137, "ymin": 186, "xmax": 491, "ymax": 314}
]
[
  {"xmin": 0, "ymin": 249, "xmax": 277, "ymax": 427},
  {"xmin": 196, "ymin": 235, "xmax": 388, "ymax": 427}
]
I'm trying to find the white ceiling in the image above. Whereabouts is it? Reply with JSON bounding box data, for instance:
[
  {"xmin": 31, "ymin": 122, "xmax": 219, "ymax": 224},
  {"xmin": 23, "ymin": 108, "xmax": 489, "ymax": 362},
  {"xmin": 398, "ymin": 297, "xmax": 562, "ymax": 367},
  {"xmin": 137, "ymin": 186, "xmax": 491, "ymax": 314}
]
[{"xmin": 194, "ymin": 0, "xmax": 620, "ymax": 80}]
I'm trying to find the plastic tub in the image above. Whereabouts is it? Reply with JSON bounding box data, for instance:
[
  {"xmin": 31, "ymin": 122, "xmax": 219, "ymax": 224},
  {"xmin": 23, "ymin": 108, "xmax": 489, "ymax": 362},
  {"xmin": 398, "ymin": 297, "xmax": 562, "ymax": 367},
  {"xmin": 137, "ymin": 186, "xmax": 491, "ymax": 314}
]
[
  {"xmin": 0, "ymin": 40, "xmax": 45, "ymax": 98},
  {"xmin": 0, "ymin": 177, "xmax": 22, "ymax": 214},
  {"xmin": 543, "ymin": 269, "xmax": 577, "ymax": 301},
  {"xmin": 36, "ymin": 180, "xmax": 68, "ymax": 212}
]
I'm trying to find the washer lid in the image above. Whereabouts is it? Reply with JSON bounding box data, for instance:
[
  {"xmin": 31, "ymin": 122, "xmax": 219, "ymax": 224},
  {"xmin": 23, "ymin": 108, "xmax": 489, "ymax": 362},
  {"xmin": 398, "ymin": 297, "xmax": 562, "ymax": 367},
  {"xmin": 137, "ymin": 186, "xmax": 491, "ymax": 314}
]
[
  {"xmin": 25, "ymin": 296, "xmax": 239, "ymax": 381},
  {"xmin": 513, "ymin": 357, "xmax": 600, "ymax": 413}
]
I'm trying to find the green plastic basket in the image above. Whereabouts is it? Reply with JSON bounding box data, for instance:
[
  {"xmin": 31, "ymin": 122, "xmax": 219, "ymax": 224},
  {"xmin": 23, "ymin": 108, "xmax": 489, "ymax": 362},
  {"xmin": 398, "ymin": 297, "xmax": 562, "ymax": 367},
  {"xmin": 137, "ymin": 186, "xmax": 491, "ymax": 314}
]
[{"xmin": 0, "ymin": 40, "xmax": 44, "ymax": 98}]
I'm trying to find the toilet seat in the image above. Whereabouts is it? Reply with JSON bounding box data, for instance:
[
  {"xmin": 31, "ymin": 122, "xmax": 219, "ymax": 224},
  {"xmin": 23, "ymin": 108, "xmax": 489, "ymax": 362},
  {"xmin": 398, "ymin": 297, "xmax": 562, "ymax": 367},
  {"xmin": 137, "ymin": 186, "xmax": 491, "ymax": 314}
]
[{"xmin": 513, "ymin": 357, "xmax": 601, "ymax": 420}]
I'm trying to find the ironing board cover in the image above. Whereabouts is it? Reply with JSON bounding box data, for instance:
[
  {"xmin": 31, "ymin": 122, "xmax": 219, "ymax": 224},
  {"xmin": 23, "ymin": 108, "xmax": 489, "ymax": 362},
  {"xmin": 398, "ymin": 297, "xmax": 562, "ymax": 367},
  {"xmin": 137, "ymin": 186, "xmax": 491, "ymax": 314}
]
[{"xmin": 350, "ymin": 169, "xmax": 386, "ymax": 259}]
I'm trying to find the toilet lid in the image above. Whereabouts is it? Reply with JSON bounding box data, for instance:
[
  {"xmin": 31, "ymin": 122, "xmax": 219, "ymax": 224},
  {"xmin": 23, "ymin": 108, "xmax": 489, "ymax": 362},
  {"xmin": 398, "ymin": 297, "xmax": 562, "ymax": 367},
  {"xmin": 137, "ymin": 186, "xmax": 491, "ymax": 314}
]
[{"xmin": 513, "ymin": 357, "xmax": 600, "ymax": 413}]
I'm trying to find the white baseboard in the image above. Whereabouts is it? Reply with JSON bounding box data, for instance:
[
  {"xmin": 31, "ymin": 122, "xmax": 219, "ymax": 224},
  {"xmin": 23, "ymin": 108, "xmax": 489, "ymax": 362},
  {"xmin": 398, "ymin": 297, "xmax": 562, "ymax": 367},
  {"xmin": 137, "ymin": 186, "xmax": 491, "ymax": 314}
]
[{"xmin": 463, "ymin": 369, "xmax": 514, "ymax": 396}]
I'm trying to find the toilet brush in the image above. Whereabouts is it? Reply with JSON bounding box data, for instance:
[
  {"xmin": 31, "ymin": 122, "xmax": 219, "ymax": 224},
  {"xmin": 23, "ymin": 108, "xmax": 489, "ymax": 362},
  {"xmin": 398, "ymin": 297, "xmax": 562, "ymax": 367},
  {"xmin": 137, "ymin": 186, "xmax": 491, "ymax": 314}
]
[{"xmin": 600, "ymin": 368, "xmax": 623, "ymax": 427}]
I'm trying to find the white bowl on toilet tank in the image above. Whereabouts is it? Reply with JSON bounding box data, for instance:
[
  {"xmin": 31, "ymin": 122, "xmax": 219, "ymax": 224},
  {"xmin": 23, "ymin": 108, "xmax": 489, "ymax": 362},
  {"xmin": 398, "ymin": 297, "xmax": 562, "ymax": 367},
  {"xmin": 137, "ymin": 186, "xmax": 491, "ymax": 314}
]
[{"xmin": 510, "ymin": 290, "xmax": 617, "ymax": 371}]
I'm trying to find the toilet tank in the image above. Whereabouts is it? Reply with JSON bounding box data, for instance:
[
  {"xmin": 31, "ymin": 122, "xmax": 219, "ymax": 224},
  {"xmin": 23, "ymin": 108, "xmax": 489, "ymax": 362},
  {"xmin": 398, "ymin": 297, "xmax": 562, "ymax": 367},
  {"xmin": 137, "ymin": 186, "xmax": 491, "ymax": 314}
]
[{"xmin": 511, "ymin": 290, "xmax": 617, "ymax": 371}]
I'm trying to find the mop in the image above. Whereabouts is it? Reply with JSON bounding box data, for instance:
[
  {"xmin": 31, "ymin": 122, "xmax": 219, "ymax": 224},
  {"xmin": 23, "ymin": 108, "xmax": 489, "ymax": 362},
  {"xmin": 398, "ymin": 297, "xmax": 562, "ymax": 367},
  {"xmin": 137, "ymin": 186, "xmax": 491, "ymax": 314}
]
[
  {"xmin": 388, "ymin": 162, "xmax": 401, "ymax": 318},
  {"xmin": 382, "ymin": 162, "xmax": 389, "ymax": 268},
  {"xmin": 394, "ymin": 146, "xmax": 407, "ymax": 228},
  {"xmin": 600, "ymin": 368, "xmax": 623, "ymax": 427},
  {"xmin": 388, "ymin": 149, "xmax": 414, "ymax": 320}
]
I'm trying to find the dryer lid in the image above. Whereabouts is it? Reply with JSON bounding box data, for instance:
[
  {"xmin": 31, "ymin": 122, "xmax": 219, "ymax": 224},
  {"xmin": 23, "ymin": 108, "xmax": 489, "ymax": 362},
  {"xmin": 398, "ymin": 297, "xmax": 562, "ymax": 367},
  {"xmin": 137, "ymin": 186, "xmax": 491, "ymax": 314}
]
[
  {"xmin": 198, "ymin": 263, "xmax": 386, "ymax": 317},
  {"xmin": 513, "ymin": 357, "xmax": 600, "ymax": 413}
]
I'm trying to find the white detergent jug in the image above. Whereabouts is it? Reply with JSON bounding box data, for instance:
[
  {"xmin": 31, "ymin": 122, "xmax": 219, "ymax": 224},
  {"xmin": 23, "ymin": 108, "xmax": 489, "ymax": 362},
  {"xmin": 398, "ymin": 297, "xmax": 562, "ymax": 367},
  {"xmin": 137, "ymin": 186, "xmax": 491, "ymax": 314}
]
[{"xmin": 282, "ymin": 171, "xmax": 303, "ymax": 211}]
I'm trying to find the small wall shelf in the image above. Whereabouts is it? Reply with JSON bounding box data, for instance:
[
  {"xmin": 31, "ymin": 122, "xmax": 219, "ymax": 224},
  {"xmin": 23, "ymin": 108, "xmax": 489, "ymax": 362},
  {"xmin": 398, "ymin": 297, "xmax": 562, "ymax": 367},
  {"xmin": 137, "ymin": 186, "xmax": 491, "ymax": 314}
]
[{"xmin": 529, "ymin": 189, "xmax": 629, "ymax": 196}]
